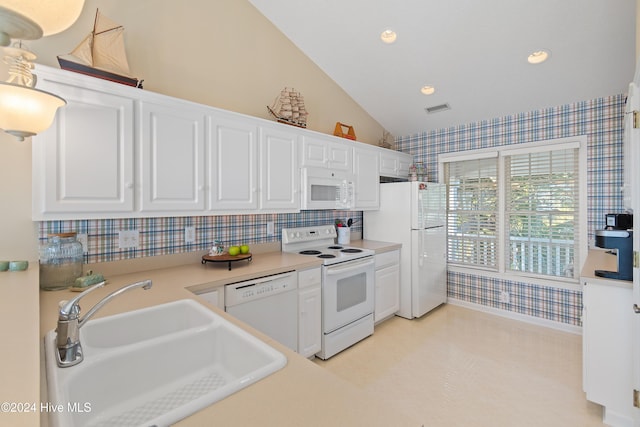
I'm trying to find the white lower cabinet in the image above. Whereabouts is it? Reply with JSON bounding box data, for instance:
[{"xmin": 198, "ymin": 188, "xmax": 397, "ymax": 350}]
[
  {"xmin": 297, "ymin": 267, "xmax": 322, "ymax": 358},
  {"xmin": 374, "ymin": 250, "xmax": 400, "ymax": 324},
  {"xmin": 582, "ymin": 277, "xmax": 634, "ymax": 427}
]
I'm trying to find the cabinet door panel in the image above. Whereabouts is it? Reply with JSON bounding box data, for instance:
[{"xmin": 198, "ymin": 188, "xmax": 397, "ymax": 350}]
[
  {"xmin": 259, "ymin": 126, "xmax": 299, "ymax": 211},
  {"xmin": 33, "ymin": 83, "xmax": 134, "ymax": 218},
  {"xmin": 208, "ymin": 116, "xmax": 258, "ymax": 210},
  {"xmin": 140, "ymin": 102, "xmax": 205, "ymax": 212},
  {"xmin": 298, "ymin": 286, "xmax": 322, "ymax": 357},
  {"xmin": 353, "ymin": 148, "xmax": 379, "ymax": 209}
]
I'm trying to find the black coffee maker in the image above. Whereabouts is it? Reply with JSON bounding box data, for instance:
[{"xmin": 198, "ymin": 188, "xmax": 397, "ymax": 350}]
[{"xmin": 594, "ymin": 213, "xmax": 633, "ymax": 281}]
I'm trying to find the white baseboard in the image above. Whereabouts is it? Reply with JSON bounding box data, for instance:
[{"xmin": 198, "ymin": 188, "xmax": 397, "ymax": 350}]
[{"xmin": 447, "ymin": 298, "xmax": 582, "ymax": 335}]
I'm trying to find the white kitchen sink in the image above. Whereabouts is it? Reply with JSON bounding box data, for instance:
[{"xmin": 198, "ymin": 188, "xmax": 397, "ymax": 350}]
[{"xmin": 44, "ymin": 299, "xmax": 287, "ymax": 427}]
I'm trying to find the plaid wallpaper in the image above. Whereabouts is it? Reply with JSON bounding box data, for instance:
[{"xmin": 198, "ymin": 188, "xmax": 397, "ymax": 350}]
[
  {"xmin": 38, "ymin": 95, "xmax": 624, "ymax": 327},
  {"xmin": 39, "ymin": 210, "xmax": 363, "ymax": 264},
  {"xmin": 396, "ymin": 94, "xmax": 626, "ymax": 327}
]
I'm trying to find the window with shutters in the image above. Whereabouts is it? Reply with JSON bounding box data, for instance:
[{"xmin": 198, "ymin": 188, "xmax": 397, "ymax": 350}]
[{"xmin": 440, "ymin": 137, "xmax": 586, "ymax": 282}]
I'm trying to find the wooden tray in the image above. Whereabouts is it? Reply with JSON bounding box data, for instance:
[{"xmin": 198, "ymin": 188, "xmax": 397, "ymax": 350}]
[{"xmin": 201, "ymin": 253, "xmax": 252, "ymax": 271}]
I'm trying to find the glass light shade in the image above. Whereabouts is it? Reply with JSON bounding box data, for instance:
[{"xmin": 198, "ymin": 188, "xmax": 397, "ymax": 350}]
[
  {"xmin": 380, "ymin": 29, "xmax": 397, "ymax": 44},
  {"xmin": 0, "ymin": 82, "xmax": 65, "ymax": 140},
  {"xmin": 421, "ymin": 85, "xmax": 435, "ymax": 95},
  {"xmin": 528, "ymin": 50, "xmax": 550, "ymax": 64},
  {"xmin": 0, "ymin": 0, "xmax": 84, "ymax": 37}
]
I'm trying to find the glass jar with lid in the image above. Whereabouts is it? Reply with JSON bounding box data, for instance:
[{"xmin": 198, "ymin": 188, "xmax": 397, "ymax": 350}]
[{"xmin": 39, "ymin": 232, "xmax": 84, "ymax": 291}]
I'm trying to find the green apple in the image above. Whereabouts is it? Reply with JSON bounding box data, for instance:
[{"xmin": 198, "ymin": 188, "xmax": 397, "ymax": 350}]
[
  {"xmin": 240, "ymin": 244, "xmax": 250, "ymax": 254},
  {"xmin": 228, "ymin": 246, "xmax": 240, "ymax": 256}
]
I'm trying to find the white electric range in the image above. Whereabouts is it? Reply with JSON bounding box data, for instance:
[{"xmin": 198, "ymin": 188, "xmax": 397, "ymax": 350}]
[{"xmin": 282, "ymin": 225, "xmax": 375, "ymax": 359}]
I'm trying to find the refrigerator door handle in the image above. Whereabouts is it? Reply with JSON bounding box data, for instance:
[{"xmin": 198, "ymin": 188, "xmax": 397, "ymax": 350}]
[{"xmin": 418, "ymin": 231, "xmax": 425, "ymax": 267}]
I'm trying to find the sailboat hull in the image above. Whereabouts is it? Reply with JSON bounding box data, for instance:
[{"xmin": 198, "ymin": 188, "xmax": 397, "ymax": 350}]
[{"xmin": 57, "ymin": 56, "xmax": 142, "ymax": 88}]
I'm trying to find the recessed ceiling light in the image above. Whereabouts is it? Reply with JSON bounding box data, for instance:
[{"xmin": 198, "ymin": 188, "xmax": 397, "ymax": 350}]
[
  {"xmin": 421, "ymin": 85, "xmax": 435, "ymax": 95},
  {"xmin": 380, "ymin": 29, "xmax": 397, "ymax": 44},
  {"xmin": 528, "ymin": 49, "xmax": 551, "ymax": 64}
]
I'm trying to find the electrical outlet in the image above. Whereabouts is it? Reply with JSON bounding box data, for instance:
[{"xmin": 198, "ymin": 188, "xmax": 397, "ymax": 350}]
[
  {"xmin": 118, "ymin": 230, "xmax": 139, "ymax": 249},
  {"xmin": 76, "ymin": 233, "xmax": 88, "ymax": 254},
  {"xmin": 499, "ymin": 291, "xmax": 510, "ymax": 304},
  {"xmin": 266, "ymin": 221, "xmax": 275, "ymax": 237},
  {"xmin": 185, "ymin": 226, "xmax": 196, "ymax": 244}
]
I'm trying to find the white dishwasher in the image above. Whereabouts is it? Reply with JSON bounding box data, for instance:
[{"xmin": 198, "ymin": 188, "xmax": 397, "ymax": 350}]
[{"xmin": 225, "ymin": 271, "xmax": 298, "ymax": 352}]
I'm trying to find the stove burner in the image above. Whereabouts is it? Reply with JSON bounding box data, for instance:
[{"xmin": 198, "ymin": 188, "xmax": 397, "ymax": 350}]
[
  {"xmin": 341, "ymin": 248, "xmax": 363, "ymax": 254},
  {"xmin": 300, "ymin": 250, "xmax": 322, "ymax": 255},
  {"xmin": 318, "ymin": 254, "xmax": 336, "ymax": 259},
  {"xmin": 328, "ymin": 245, "xmax": 343, "ymax": 249}
]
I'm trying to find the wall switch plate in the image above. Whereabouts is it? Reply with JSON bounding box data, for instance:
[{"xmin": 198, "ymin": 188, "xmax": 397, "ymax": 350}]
[
  {"xmin": 118, "ymin": 230, "xmax": 139, "ymax": 249},
  {"xmin": 185, "ymin": 226, "xmax": 196, "ymax": 244},
  {"xmin": 266, "ymin": 221, "xmax": 275, "ymax": 237},
  {"xmin": 76, "ymin": 233, "xmax": 88, "ymax": 254},
  {"xmin": 499, "ymin": 291, "xmax": 510, "ymax": 304}
]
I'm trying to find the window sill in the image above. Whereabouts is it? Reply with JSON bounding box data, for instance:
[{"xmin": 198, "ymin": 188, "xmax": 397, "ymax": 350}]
[{"xmin": 447, "ymin": 265, "xmax": 582, "ymax": 292}]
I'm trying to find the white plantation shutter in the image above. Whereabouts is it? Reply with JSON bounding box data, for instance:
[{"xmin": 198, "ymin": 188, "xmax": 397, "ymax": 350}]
[
  {"xmin": 505, "ymin": 147, "xmax": 579, "ymax": 278},
  {"xmin": 444, "ymin": 157, "xmax": 498, "ymax": 269}
]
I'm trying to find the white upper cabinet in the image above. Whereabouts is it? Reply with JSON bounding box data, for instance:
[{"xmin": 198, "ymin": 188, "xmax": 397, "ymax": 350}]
[
  {"xmin": 139, "ymin": 101, "xmax": 206, "ymax": 213},
  {"xmin": 32, "ymin": 77, "xmax": 135, "ymax": 219},
  {"xmin": 32, "ymin": 65, "xmax": 410, "ymax": 219},
  {"xmin": 207, "ymin": 114, "xmax": 259, "ymax": 211},
  {"xmin": 379, "ymin": 148, "xmax": 411, "ymax": 179},
  {"xmin": 300, "ymin": 134, "xmax": 352, "ymax": 171},
  {"xmin": 259, "ymin": 125, "xmax": 300, "ymax": 212},
  {"xmin": 353, "ymin": 146, "xmax": 380, "ymax": 209}
]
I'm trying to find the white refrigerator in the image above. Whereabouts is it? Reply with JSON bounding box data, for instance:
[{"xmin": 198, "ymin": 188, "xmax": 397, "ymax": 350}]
[{"xmin": 364, "ymin": 181, "xmax": 447, "ymax": 319}]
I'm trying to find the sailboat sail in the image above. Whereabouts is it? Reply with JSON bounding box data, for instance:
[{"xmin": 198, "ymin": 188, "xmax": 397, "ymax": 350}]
[{"xmin": 58, "ymin": 9, "xmax": 142, "ymax": 88}]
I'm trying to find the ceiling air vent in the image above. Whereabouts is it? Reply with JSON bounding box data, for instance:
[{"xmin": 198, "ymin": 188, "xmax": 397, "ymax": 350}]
[{"xmin": 425, "ymin": 103, "xmax": 451, "ymax": 114}]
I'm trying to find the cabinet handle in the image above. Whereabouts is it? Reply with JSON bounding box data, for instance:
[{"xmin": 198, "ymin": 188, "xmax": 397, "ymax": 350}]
[
  {"xmin": 126, "ymin": 182, "xmax": 133, "ymax": 189},
  {"xmin": 634, "ymin": 304, "xmax": 640, "ymax": 314}
]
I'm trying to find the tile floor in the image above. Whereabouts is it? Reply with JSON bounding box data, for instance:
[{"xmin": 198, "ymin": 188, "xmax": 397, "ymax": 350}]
[{"xmin": 314, "ymin": 304, "xmax": 605, "ymax": 427}]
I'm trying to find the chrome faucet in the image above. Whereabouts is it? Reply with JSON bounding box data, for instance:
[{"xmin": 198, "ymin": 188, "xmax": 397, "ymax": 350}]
[{"xmin": 55, "ymin": 279, "xmax": 153, "ymax": 368}]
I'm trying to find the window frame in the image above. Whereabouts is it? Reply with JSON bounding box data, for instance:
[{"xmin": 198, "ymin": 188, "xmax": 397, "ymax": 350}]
[{"xmin": 438, "ymin": 136, "xmax": 587, "ymax": 290}]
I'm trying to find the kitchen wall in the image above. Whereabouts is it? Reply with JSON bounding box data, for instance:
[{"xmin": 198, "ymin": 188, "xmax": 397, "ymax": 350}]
[
  {"xmin": 0, "ymin": 0, "xmax": 384, "ymax": 261},
  {"xmin": 39, "ymin": 211, "xmax": 363, "ymax": 264},
  {"xmin": 396, "ymin": 94, "xmax": 625, "ymax": 327}
]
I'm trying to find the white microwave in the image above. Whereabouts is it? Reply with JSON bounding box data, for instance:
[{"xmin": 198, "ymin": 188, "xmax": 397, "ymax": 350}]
[{"xmin": 301, "ymin": 167, "xmax": 354, "ymax": 210}]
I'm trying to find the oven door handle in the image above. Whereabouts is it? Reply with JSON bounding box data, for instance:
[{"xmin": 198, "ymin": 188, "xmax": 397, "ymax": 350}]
[{"xmin": 324, "ymin": 257, "xmax": 374, "ymax": 275}]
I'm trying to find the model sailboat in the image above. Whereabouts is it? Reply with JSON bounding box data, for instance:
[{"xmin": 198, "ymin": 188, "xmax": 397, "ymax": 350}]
[
  {"xmin": 57, "ymin": 9, "xmax": 143, "ymax": 88},
  {"xmin": 267, "ymin": 88, "xmax": 308, "ymax": 128}
]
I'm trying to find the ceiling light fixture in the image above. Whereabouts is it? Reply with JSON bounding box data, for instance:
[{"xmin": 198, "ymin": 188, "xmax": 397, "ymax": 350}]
[
  {"xmin": 420, "ymin": 85, "xmax": 435, "ymax": 95},
  {"xmin": 380, "ymin": 29, "xmax": 397, "ymax": 44},
  {"xmin": 0, "ymin": 1, "xmax": 85, "ymax": 141},
  {"xmin": 527, "ymin": 49, "xmax": 550, "ymax": 64}
]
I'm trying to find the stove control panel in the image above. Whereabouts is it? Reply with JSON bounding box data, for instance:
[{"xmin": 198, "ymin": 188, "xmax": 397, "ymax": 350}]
[{"xmin": 282, "ymin": 225, "xmax": 337, "ymax": 244}]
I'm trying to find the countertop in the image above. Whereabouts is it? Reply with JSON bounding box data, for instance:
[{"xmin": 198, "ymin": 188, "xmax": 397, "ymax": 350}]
[
  {"xmin": 6, "ymin": 240, "xmax": 417, "ymax": 426},
  {"xmin": 580, "ymin": 248, "xmax": 633, "ymax": 289}
]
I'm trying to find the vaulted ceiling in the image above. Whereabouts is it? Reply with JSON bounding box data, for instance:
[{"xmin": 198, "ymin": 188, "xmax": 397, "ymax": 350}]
[{"xmin": 249, "ymin": 0, "xmax": 636, "ymax": 136}]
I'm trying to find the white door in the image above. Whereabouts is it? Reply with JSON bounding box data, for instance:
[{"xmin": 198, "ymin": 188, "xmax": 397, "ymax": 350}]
[
  {"xmin": 139, "ymin": 101, "xmax": 206, "ymax": 212},
  {"xmin": 259, "ymin": 125, "xmax": 299, "ymax": 211},
  {"xmin": 628, "ymin": 80, "xmax": 640, "ymax": 426},
  {"xmin": 411, "ymin": 227, "xmax": 447, "ymax": 317},
  {"xmin": 32, "ymin": 81, "xmax": 135, "ymax": 219},
  {"xmin": 411, "ymin": 182, "xmax": 446, "ymax": 229},
  {"xmin": 208, "ymin": 114, "xmax": 258, "ymax": 211}
]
